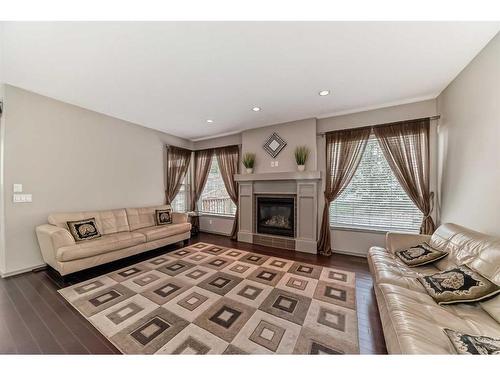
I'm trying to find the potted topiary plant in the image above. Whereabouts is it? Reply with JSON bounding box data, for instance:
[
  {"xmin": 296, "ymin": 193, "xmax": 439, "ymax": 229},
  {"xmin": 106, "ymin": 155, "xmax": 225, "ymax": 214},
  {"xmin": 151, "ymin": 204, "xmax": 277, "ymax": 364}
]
[
  {"xmin": 243, "ymin": 153, "xmax": 256, "ymax": 173},
  {"xmin": 294, "ymin": 146, "xmax": 309, "ymax": 171}
]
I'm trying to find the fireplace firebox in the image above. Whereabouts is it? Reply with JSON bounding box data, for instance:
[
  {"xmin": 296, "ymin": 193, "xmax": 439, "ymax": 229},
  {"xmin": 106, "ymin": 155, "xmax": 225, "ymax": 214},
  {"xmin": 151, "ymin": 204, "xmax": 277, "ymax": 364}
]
[{"xmin": 256, "ymin": 196, "xmax": 295, "ymax": 237}]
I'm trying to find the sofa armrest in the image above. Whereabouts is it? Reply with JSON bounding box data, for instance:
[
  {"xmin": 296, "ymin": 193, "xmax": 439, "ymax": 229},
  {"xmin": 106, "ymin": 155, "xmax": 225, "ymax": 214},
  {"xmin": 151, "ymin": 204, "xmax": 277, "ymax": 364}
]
[
  {"xmin": 386, "ymin": 232, "xmax": 431, "ymax": 254},
  {"xmin": 172, "ymin": 212, "xmax": 189, "ymax": 224},
  {"xmin": 36, "ymin": 224, "xmax": 75, "ymax": 268}
]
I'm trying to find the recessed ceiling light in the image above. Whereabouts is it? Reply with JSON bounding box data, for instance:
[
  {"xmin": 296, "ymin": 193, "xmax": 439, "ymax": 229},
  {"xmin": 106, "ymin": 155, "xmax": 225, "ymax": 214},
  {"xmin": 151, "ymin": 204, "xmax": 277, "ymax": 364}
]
[
  {"xmin": 252, "ymin": 106, "xmax": 261, "ymax": 112},
  {"xmin": 319, "ymin": 90, "xmax": 330, "ymax": 96},
  {"xmin": 206, "ymin": 119, "xmax": 214, "ymax": 123}
]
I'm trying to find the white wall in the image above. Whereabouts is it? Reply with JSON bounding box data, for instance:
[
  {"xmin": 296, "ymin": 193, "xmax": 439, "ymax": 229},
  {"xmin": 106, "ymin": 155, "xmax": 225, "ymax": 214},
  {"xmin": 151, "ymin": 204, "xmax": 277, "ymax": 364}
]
[
  {"xmin": 437, "ymin": 32, "xmax": 500, "ymax": 236},
  {"xmin": 242, "ymin": 118, "xmax": 317, "ymax": 173},
  {"xmin": 0, "ymin": 22, "xmax": 4, "ymax": 85},
  {"xmin": 193, "ymin": 133, "xmax": 242, "ymax": 151},
  {"xmin": 0, "ymin": 90, "xmax": 5, "ymax": 276},
  {"xmin": 2, "ymin": 86, "xmax": 192, "ymax": 276},
  {"xmin": 0, "ymin": 23, "xmax": 6, "ymax": 275},
  {"xmin": 199, "ymin": 215, "xmax": 235, "ymax": 236}
]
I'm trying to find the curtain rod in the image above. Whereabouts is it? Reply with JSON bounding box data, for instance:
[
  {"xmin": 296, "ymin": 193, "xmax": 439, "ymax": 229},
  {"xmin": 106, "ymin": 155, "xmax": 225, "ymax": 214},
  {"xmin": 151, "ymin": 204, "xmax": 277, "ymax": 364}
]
[
  {"xmin": 193, "ymin": 144, "xmax": 240, "ymax": 153},
  {"xmin": 316, "ymin": 115, "xmax": 440, "ymax": 136}
]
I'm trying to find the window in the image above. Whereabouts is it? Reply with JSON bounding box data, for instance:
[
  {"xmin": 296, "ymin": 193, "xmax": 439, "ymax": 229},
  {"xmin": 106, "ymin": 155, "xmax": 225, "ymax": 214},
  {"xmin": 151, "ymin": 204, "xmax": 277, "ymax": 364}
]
[
  {"xmin": 198, "ymin": 156, "xmax": 236, "ymax": 216},
  {"xmin": 330, "ymin": 135, "xmax": 423, "ymax": 233},
  {"xmin": 171, "ymin": 177, "xmax": 188, "ymax": 212}
]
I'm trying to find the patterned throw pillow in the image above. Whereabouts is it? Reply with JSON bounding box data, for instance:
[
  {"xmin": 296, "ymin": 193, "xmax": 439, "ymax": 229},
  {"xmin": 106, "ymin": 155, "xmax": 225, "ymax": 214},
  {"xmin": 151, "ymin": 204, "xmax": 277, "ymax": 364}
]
[
  {"xmin": 418, "ymin": 265, "xmax": 500, "ymax": 305},
  {"xmin": 395, "ymin": 242, "xmax": 448, "ymax": 267},
  {"xmin": 67, "ymin": 217, "xmax": 101, "ymax": 242},
  {"xmin": 444, "ymin": 329, "xmax": 500, "ymax": 354},
  {"xmin": 155, "ymin": 209, "xmax": 172, "ymax": 225}
]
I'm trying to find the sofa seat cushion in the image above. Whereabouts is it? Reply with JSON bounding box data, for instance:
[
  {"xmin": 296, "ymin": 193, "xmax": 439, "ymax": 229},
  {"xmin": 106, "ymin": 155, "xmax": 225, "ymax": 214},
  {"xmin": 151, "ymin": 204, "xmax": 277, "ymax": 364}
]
[
  {"xmin": 368, "ymin": 246, "xmax": 438, "ymax": 292},
  {"xmin": 133, "ymin": 223, "xmax": 191, "ymax": 242},
  {"xmin": 480, "ymin": 295, "xmax": 500, "ymax": 324},
  {"xmin": 57, "ymin": 232, "xmax": 146, "ymax": 262},
  {"xmin": 377, "ymin": 283, "xmax": 500, "ymax": 354}
]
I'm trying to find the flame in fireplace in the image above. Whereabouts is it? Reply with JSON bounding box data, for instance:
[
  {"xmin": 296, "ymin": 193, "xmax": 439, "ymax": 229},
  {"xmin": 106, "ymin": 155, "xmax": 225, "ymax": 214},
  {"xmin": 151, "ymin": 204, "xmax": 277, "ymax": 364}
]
[{"xmin": 264, "ymin": 215, "xmax": 291, "ymax": 229}]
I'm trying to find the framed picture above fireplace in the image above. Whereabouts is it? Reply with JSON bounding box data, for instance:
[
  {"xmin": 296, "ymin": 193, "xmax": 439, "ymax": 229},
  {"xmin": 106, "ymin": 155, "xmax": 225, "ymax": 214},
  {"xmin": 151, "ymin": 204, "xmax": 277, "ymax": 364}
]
[{"xmin": 263, "ymin": 132, "xmax": 287, "ymax": 158}]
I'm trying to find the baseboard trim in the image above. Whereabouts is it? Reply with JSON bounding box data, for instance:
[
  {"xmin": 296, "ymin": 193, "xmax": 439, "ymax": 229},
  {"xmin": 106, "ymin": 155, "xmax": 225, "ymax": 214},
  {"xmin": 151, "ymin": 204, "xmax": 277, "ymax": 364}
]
[
  {"xmin": 333, "ymin": 249, "xmax": 367, "ymax": 258},
  {"xmin": 1, "ymin": 262, "xmax": 47, "ymax": 278},
  {"xmin": 199, "ymin": 229, "xmax": 231, "ymax": 237}
]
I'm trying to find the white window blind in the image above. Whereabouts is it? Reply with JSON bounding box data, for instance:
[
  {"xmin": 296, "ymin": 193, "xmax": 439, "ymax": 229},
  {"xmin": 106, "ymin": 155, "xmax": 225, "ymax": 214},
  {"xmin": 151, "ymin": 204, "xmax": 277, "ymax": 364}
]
[
  {"xmin": 198, "ymin": 156, "xmax": 236, "ymax": 216},
  {"xmin": 330, "ymin": 135, "xmax": 423, "ymax": 233},
  {"xmin": 171, "ymin": 176, "xmax": 188, "ymax": 212}
]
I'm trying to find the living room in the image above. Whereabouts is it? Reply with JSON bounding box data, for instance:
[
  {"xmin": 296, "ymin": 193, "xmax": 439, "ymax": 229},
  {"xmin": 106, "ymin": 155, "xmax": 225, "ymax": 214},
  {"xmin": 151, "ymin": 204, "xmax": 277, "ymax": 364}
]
[{"xmin": 0, "ymin": 1, "xmax": 499, "ymax": 369}]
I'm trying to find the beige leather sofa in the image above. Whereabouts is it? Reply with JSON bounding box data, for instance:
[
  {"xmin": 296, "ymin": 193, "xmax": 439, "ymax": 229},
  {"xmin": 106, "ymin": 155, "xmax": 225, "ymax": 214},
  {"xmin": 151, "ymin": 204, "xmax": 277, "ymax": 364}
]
[
  {"xmin": 36, "ymin": 205, "xmax": 191, "ymax": 276},
  {"xmin": 368, "ymin": 223, "xmax": 500, "ymax": 354}
]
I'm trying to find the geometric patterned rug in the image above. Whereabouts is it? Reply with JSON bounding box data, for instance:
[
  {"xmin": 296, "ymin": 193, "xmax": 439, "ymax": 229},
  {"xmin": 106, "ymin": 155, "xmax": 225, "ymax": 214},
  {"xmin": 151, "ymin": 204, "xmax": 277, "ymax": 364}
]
[{"xmin": 59, "ymin": 242, "xmax": 359, "ymax": 354}]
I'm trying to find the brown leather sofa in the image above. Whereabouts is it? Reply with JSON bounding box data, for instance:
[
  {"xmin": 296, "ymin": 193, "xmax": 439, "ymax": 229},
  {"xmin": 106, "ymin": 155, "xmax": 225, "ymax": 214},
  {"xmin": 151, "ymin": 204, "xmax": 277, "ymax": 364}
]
[
  {"xmin": 36, "ymin": 205, "xmax": 191, "ymax": 276},
  {"xmin": 368, "ymin": 223, "xmax": 500, "ymax": 354}
]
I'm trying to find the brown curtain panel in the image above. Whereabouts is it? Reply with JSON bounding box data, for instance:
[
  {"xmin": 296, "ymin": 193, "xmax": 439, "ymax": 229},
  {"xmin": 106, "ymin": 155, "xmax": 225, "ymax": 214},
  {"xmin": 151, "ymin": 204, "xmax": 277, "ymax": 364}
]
[
  {"xmin": 373, "ymin": 118, "xmax": 435, "ymax": 234},
  {"xmin": 318, "ymin": 127, "xmax": 371, "ymax": 256},
  {"xmin": 164, "ymin": 146, "xmax": 191, "ymax": 205},
  {"xmin": 190, "ymin": 149, "xmax": 214, "ymax": 211},
  {"xmin": 215, "ymin": 145, "xmax": 240, "ymax": 240}
]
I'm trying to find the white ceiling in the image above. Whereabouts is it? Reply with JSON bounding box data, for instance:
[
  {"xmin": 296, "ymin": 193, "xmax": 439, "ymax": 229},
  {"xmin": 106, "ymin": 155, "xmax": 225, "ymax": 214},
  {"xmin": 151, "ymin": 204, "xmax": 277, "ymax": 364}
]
[{"xmin": 2, "ymin": 22, "xmax": 499, "ymax": 140}]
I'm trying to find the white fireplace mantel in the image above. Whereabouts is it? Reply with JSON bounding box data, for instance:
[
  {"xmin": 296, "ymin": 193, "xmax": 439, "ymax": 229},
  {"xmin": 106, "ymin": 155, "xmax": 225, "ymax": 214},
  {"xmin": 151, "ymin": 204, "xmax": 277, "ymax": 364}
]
[
  {"xmin": 236, "ymin": 171, "xmax": 320, "ymax": 254},
  {"xmin": 234, "ymin": 170, "xmax": 321, "ymax": 182}
]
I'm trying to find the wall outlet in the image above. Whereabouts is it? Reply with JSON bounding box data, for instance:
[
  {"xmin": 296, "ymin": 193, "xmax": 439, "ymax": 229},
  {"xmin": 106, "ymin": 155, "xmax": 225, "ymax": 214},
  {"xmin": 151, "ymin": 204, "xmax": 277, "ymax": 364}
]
[
  {"xmin": 275, "ymin": 160, "xmax": 279, "ymax": 167},
  {"xmin": 13, "ymin": 184, "xmax": 23, "ymax": 193},
  {"xmin": 209, "ymin": 219, "xmax": 213, "ymax": 225},
  {"xmin": 13, "ymin": 194, "xmax": 33, "ymax": 203}
]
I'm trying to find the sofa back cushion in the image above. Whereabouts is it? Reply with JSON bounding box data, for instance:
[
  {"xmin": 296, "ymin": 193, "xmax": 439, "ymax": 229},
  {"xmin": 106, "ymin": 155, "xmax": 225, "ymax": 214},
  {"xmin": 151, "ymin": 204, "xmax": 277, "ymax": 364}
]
[
  {"xmin": 98, "ymin": 209, "xmax": 130, "ymax": 234},
  {"xmin": 430, "ymin": 223, "xmax": 500, "ymax": 271},
  {"xmin": 428, "ymin": 223, "xmax": 500, "ymax": 324},
  {"xmin": 468, "ymin": 244, "xmax": 500, "ymax": 286},
  {"xmin": 126, "ymin": 205, "xmax": 171, "ymax": 231},
  {"xmin": 48, "ymin": 208, "xmax": 130, "ymax": 235}
]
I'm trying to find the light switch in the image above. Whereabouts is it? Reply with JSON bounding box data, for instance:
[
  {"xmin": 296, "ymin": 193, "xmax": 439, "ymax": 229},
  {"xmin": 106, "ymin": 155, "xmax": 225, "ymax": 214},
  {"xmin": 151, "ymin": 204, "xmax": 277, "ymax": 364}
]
[
  {"xmin": 275, "ymin": 161, "xmax": 279, "ymax": 167},
  {"xmin": 13, "ymin": 194, "xmax": 32, "ymax": 203},
  {"xmin": 13, "ymin": 184, "xmax": 23, "ymax": 193}
]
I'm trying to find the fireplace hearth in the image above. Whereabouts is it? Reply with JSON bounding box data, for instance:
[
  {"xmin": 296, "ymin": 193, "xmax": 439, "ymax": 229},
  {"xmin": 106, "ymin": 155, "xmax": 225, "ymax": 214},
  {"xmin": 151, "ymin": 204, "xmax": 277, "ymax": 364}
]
[{"xmin": 256, "ymin": 196, "xmax": 295, "ymax": 237}]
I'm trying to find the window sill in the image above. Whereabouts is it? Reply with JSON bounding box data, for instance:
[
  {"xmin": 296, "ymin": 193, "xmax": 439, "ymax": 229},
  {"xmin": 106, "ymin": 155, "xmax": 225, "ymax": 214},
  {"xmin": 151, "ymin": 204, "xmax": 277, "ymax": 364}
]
[
  {"xmin": 330, "ymin": 226, "xmax": 417, "ymax": 235},
  {"xmin": 198, "ymin": 212, "xmax": 236, "ymax": 219}
]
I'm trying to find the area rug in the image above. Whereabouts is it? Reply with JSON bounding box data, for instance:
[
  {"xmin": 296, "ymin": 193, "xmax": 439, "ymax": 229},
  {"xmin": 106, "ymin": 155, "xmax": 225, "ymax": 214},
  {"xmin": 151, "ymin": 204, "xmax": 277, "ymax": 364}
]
[{"xmin": 59, "ymin": 242, "xmax": 359, "ymax": 354}]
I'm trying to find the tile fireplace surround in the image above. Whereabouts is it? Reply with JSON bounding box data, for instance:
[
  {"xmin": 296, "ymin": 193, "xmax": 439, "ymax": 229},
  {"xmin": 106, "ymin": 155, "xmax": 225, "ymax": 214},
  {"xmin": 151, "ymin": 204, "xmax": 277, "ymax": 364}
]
[{"xmin": 235, "ymin": 171, "xmax": 321, "ymax": 254}]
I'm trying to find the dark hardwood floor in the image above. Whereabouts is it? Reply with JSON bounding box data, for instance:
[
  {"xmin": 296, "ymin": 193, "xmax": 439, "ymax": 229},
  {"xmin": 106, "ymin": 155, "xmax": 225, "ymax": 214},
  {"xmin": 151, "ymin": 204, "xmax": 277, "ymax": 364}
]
[{"xmin": 0, "ymin": 233, "xmax": 387, "ymax": 354}]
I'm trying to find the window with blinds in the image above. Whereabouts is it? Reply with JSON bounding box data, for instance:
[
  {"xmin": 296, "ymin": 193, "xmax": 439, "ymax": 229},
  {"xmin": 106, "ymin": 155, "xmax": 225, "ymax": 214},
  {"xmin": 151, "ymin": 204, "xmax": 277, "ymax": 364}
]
[{"xmin": 329, "ymin": 135, "xmax": 423, "ymax": 233}]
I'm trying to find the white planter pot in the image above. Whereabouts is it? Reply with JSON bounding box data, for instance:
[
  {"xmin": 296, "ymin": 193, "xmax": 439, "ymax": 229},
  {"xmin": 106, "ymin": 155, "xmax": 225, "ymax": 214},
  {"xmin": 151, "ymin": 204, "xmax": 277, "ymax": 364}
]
[
  {"xmin": 246, "ymin": 168, "xmax": 254, "ymax": 174},
  {"xmin": 297, "ymin": 165, "xmax": 305, "ymax": 172}
]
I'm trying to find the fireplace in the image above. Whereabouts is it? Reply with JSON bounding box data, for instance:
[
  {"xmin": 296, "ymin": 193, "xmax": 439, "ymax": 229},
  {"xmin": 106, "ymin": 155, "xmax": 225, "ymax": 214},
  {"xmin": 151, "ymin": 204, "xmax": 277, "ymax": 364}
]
[{"xmin": 256, "ymin": 196, "xmax": 295, "ymax": 237}]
